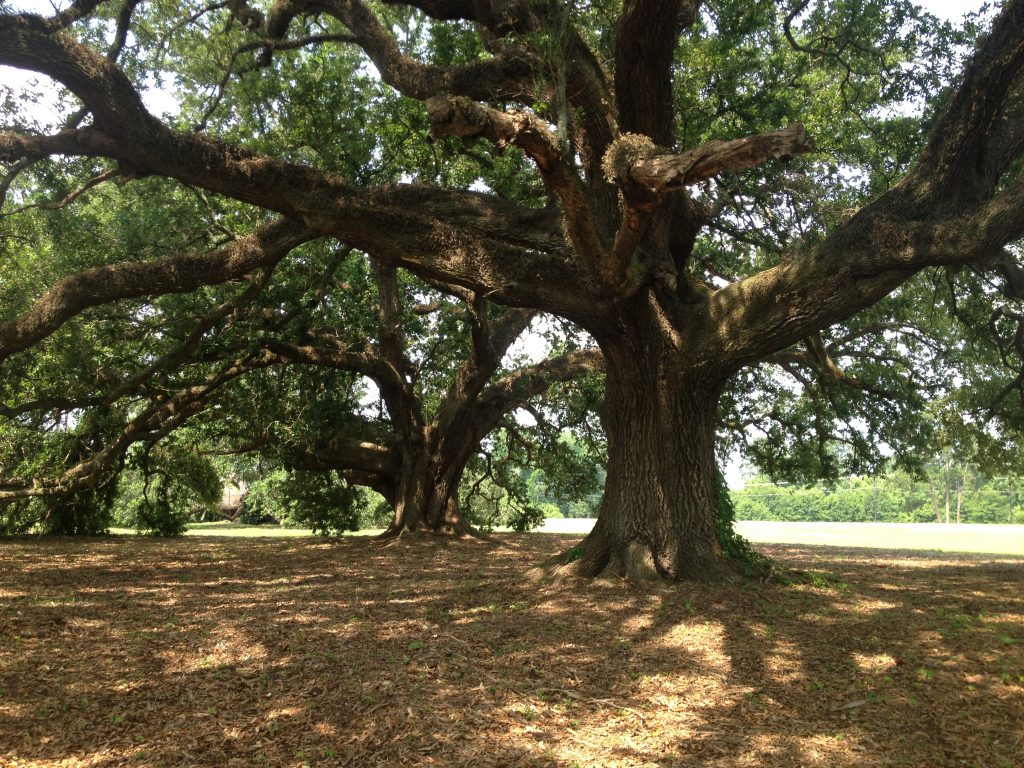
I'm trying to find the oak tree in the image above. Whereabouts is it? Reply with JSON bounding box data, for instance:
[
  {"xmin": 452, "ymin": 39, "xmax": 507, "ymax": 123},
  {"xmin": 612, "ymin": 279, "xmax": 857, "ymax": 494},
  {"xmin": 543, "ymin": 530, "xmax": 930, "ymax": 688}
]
[{"xmin": 3, "ymin": 0, "xmax": 1024, "ymax": 580}]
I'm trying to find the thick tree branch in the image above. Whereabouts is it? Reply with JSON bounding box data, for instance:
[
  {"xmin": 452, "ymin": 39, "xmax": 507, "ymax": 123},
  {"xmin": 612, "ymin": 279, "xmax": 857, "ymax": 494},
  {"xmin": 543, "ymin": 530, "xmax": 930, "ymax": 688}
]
[
  {"xmin": 0, "ymin": 218, "xmax": 315, "ymax": 364},
  {"xmin": 471, "ymin": 348, "xmax": 604, "ymax": 439},
  {"xmin": 433, "ymin": 303, "xmax": 536, "ymax": 438},
  {"xmin": 0, "ymin": 13, "xmax": 600, "ymax": 317},
  {"xmin": 259, "ymin": 338, "xmax": 399, "ymax": 391},
  {"xmin": 614, "ymin": 0, "xmax": 699, "ymax": 144},
  {"xmin": 370, "ymin": 262, "xmax": 424, "ymax": 432},
  {"xmin": 598, "ymin": 125, "xmax": 813, "ymax": 293},
  {"xmin": 0, "ymin": 350, "xmax": 278, "ymax": 500},
  {"xmin": 604, "ymin": 124, "xmax": 815, "ymax": 193},
  {"xmin": 0, "ymin": 129, "xmax": 102, "ymax": 164},
  {"xmin": 0, "ymin": 273, "xmax": 276, "ymax": 424},
  {"xmin": 262, "ymin": 0, "xmax": 536, "ymax": 101},
  {"xmin": 697, "ymin": 1, "xmax": 1024, "ymax": 375},
  {"xmin": 426, "ymin": 95, "xmax": 610, "ymax": 278},
  {"xmin": 283, "ymin": 439, "xmax": 400, "ymax": 480},
  {"xmin": 909, "ymin": 0, "xmax": 1024, "ymax": 210}
]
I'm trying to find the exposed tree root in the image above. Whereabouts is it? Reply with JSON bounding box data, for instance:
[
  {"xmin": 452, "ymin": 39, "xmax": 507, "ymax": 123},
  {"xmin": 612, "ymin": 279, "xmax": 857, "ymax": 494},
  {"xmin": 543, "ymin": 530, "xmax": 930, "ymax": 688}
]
[
  {"xmin": 529, "ymin": 525, "xmax": 744, "ymax": 587},
  {"xmin": 375, "ymin": 522, "xmax": 495, "ymax": 545}
]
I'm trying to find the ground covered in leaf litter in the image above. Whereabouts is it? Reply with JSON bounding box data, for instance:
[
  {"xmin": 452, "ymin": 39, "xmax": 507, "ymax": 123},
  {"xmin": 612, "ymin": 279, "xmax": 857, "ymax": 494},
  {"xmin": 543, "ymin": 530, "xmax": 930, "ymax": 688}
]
[{"xmin": 0, "ymin": 535, "xmax": 1022, "ymax": 768}]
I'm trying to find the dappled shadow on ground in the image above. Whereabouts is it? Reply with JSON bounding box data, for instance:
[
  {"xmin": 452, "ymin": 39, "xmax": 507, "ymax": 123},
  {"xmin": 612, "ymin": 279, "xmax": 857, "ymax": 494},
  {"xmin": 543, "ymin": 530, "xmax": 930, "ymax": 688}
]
[{"xmin": 0, "ymin": 536, "xmax": 1022, "ymax": 767}]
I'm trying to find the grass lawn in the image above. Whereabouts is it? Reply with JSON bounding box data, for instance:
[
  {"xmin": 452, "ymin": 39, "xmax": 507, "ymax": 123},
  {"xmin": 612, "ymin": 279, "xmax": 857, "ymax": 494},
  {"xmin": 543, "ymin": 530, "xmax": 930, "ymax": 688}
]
[
  {"xmin": 734, "ymin": 520, "xmax": 1024, "ymax": 556},
  {"xmin": 1, "ymin": 535, "xmax": 1021, "ymax": 767},
  {"xmin": 540, "ymin": 519, "xmax": 1024, "ymax": 555},
  {"xmin": 113, "ymin": 519, "xmax": 1024, "ymax": 556}
]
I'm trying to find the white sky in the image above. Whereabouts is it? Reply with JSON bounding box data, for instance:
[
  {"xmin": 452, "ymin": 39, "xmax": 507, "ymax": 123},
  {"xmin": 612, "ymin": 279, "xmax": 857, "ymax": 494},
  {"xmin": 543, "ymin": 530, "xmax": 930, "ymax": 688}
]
[{"xmin": 917, "ymin": 0, "xmax": 988, "ymax": 19}]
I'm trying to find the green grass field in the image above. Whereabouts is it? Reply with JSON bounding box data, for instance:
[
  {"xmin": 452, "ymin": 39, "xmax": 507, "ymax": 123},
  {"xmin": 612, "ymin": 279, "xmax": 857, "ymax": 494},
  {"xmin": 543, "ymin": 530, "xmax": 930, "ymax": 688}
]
[
  {"xmin": 540, "ymin": 518, "xmax": 1024, "ymax": 555},
  {"xmin": 734, "ymin": 520, "xmax": 1024, "ymax": 555},
  {"xmin": 110, "ymin": 521, "xmax": 334, "ymax": 538},
  {"xmin": 111, "ymin": 519, "xmax": 1024, "ymax": 555}
]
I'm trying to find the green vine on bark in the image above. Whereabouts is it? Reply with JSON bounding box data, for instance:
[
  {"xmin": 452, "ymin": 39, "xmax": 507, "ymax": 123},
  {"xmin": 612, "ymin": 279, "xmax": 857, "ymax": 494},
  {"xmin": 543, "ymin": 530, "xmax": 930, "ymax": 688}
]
[{"xmin": 714, "ymin": 469, "xmax": 772, "ymax": 577}]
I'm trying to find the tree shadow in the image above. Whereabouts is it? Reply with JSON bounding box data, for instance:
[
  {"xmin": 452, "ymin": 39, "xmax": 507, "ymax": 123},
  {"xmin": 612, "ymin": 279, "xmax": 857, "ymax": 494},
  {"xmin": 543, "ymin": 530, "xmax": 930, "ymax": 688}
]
[{"xmin": 0, "ymin": 536, "xmax": 1021, "ymax": 766}]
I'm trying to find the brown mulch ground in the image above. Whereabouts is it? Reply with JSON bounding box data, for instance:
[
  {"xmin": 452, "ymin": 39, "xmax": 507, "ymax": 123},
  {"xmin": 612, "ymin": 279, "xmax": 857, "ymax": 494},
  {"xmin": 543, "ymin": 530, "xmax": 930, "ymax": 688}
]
[{"xmin": 0, "ymin": 535, "xmax": 1022, "ymax": 768}]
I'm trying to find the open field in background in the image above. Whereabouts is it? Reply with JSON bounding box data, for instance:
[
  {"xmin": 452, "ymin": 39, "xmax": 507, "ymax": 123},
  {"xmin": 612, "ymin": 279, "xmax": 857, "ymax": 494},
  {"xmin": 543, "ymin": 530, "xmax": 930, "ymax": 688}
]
[
  {"xmin": 133, "ymin": 520, "xmax": 1024, "ymax": 556},
  {"xmin": 734, "ymin": 521, "xmax": 1024, "ymax": 556},
  {"xmin": 1, "ymin": 536, "xmax": 1022, "ymax": 767},
  {"xmin": 541, "ymin": 520, "xmax": 1024, "ymax": 555}
]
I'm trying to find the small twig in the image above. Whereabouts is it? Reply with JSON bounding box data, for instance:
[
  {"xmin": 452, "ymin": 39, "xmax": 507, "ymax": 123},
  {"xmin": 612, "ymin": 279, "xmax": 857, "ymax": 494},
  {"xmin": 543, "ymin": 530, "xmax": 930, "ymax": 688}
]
[
  {"xmin": 533, "ymin": 687, "xmax": 646, "ymax": 724},
  {"xmin": 2, "ymin": 168, "xmax": 121, "ymax": 217}
]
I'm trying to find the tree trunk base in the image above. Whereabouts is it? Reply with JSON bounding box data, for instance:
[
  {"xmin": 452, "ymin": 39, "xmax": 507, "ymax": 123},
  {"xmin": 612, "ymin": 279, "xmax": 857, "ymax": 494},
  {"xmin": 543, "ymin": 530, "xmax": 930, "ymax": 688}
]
[
  {"xmin": 530, "ymin": 525, "xmax": 741, "ymax": 586},
  {"xmin": 375, "ymin": 520, "xmax": 492, "ymax": 543}
]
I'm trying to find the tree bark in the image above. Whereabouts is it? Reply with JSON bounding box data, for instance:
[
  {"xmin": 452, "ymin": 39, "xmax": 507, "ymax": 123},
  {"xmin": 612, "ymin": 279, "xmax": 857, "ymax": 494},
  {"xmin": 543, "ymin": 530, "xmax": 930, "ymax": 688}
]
[
  {"xmin": 554, "ymin": 299, "xmax": 731, "ymax": 581},
  {"xmin": 378, "ymin": 415, "xmax": 492, "ymax": 537}
]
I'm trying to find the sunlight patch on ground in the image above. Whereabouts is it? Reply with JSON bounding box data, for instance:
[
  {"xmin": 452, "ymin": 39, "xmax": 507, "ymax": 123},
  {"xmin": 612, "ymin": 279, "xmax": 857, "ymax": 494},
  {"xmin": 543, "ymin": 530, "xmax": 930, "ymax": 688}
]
[{"xmin": 1, "ymin": 536, "xmax": 1021, "ymax": 767}]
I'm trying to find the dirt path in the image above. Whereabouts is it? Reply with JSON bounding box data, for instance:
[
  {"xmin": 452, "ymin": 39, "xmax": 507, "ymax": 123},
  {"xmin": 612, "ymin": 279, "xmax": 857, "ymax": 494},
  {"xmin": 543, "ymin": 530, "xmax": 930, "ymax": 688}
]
[{"xmin": 1, "ymin": 536, "xmax": 1021, "ymax": 767}]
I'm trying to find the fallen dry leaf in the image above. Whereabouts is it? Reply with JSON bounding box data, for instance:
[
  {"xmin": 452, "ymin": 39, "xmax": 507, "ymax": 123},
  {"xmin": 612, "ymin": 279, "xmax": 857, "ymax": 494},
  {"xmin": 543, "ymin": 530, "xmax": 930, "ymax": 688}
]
[{"xmin": 0, "ymin": 535, "xmax": 1021, "ymax": 767}]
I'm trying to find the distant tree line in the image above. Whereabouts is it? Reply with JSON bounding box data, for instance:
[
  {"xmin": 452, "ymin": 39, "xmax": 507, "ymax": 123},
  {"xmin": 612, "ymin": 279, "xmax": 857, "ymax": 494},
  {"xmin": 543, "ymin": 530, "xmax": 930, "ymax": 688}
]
[{"xmin": 734, "ymin": 465, "xmax": 1022, "ymax": 524}]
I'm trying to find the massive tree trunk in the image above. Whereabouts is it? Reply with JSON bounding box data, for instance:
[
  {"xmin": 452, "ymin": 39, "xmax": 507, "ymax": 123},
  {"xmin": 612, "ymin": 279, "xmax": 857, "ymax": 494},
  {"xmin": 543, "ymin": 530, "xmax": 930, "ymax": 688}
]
[
  {"xmin": 563, "ymin": 297, "xmax": 731, "ymax": 581},
  {"xmin": 381, "ymin": 427, "xmax": 477, "ymax": 537}
]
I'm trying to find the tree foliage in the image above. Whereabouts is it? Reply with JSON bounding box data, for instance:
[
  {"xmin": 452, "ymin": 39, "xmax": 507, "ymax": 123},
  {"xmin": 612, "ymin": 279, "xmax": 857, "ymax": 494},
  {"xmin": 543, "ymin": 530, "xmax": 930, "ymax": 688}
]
[
  {"xmin": 735, "ymin": 466, "xmax": 1024, "ymax": 525},
  {"xmin": 3, "ymin": 0, "xmax": 1024, "ymax": 581}
]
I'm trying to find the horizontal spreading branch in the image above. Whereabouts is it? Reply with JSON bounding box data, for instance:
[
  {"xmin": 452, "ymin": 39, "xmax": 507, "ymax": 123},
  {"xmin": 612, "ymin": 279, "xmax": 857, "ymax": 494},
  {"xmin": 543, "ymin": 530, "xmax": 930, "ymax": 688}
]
[
  {"xmin": 259, "ymin": 338, "xmax": 401, "ymax": 393},
  {"xmin": 0, "ymin": 129, "xmax": 101, "ymax": 164},
  {"xmin": 0, "ymin": 219, "xmax": 316, "ymax": 364},
  {"xmin": 0, "ymin": 6, "xmax": 602, "ymax": 317},
  {"xmin": 0, "ymin": 350, "xmax": 279, "ymax": 501},
  {"xmin": 475, "ymin": 348, "xmax": 604, "ymax": 431},
  {"xmin": 283, "ymin": 439, "xmax": 400, "ymax": 480},
  {"xmin": 4, "ymin": 0, "xmax": 1024, "ymax": 409},
  {"xmin": 262, "ymin": 0, "xmax": 536, "ymax": 101},
  {"xmin": 597, "ymin": 125, "xmax": 815, "ymax": 295},
  {"xmin": 694, "ymin": 1, "xmax": 1024, "ymax": 373},
  {"xmin": 0, "ymin": 276, "xmax": 275, "ymax": 424},
  {"xmin": 701, "ymin": 177, "xmax": 1024, "ymax": 373}
]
